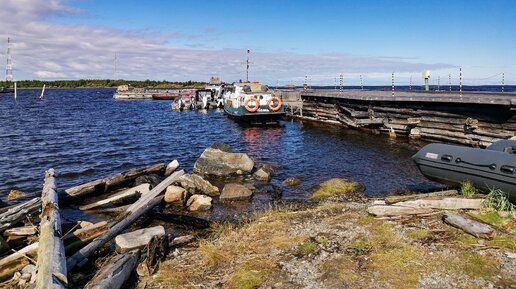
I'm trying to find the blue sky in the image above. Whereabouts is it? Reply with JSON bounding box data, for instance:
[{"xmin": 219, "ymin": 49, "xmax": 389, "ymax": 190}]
[{"xmin": 1, "ymin": 0, "xmax": 515, "ymax": 84}]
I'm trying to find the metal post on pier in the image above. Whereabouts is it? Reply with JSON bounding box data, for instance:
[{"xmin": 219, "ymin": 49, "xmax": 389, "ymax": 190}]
[
  {"xmin": 449, "ymin": 74, "xmax": 452, "ymax": 92},
  {"xmin": 334, "ymin": 77, "xmax": 337, "ymax": 91},
  {"xmin": 303, "ymin": 75, "xmax": 307, "ymax": 91},
  {"xmin": 409, "ymin": 75, "xmax": 412, "ymax": 90},
  {"xmin": 14, "ymin": 82, "xmax": 17, "ymax": 100},
  {"xmin": 437, "ymin": 76, "xmax": 440, "ymax": 91},
  {"xmin": 502, "ymin": 72, "xmax": 505, "ymax": 93},
  {"xmin": 360, "ymin": 75, "xmax": 363, "ymax": 90},
  {"xmin": 459, "ymin": 67, "xmax": 463, "ymax": 98},
  {"xmin": 339, "ymin": 73, "xmax": 343, "ymax": 93},
  {"xmin": 391, "ymin": 72, "xmax": 394, "ymax": 97}
]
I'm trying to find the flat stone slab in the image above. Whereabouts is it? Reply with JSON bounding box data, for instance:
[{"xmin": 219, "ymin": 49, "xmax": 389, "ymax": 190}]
[
  {"xmin": 220, "ymin": 183, "xmax": 253, "ymax": 202},
  {"xmin": 115, "ymin": 226, "xmax": 165, "ymax": 253}
]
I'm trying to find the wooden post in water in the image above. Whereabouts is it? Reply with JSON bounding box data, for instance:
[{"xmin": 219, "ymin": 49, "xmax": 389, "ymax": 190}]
[{"xmin": 35, "ymin": 169, "xmax": 67, "ymax": 289}]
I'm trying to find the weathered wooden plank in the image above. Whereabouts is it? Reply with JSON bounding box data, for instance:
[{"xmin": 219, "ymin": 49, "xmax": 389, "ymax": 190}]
[
  {"xmin": 0, "ymin": 198, "xmax": 41, "ymax": 233},
  {"xmin": 0, "ymin": 242, "xmax": 38, "ymax": 282},
  {"xmin": 79, "ymin": 183, "xmax": 150, "ymax": 211},
  {"xmin": 83, "ymin": 250, "xmax": 139, "ymax": 289},
  {"xmin": 443, "ymin": 213, "xmax": 496, "ymax": 239},
  {"xmin": 63, "ymin": 221, "xmax": 108, "ymax": 255},
  {"xmin": 64, "ymin": 163, "xmax": 165, "ymax": 198},
  {"xmin": 35, "ymin": 169, "xmax": 67, "ymax": 289}
]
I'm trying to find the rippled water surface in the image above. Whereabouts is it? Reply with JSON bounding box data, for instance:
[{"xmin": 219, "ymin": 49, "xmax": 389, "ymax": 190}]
[{"xmin": 0, "ymin": 88, "xmax": 438, "ymax": 207}]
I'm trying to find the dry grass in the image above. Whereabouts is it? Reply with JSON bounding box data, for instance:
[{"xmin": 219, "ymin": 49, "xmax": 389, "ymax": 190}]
[
  {"xmin": 312, "ymin": 178, "xmax": 363, "ymax": 200},
  {"xmin": 226, "ymin": 257, "xmax": 280, "ymax": 289},
  {"xmin": 151, "ymin": 200, "xmax": 507, "ymax": 289}
]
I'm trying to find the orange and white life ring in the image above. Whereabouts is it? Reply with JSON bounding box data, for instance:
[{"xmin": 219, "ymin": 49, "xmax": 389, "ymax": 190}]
[
  {"xmin": 267, "ymin": 97, "xmax": 282, "ymax": 111},
  {"xmin": 244, "ymin": 97, "xmax": 259, "ymax": 112}
]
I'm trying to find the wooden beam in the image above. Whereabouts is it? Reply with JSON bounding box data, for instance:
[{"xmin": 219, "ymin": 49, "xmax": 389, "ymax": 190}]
[
  {"xmin": 83, "ymin": 250, "xmax": 139, "ymax": 289},
  {"xmin": 35, "ymin": 169, "xmax": 67, "ymax": 289},
  {"xmin": 64, "ymin": 163, "xmax": 165, "ymax": 198}
]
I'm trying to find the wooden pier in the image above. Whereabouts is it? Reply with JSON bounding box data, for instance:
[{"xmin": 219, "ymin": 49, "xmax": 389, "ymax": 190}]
[{"xmin": 278, "ymin": 89, "xmax": 516, "ymax": 147}]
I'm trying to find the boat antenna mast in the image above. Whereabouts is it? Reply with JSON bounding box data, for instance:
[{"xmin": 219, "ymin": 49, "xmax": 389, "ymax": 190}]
[
  {"xmin": 246, "ymin": 49, "xmax": 251, "ymax": 82},
  {"xmin": 6, "ymin": 37, "xmax": 13, "ymax": 82}
]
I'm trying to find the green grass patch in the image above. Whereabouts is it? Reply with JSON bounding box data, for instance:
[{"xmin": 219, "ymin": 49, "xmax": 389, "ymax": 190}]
[
  {"xmin": 407, "ymin": 229, "xmax": 432, "ymax": 241},
  {"xmin": 356, "ymin": 215, "xmax": 375, "ymax": 225},
  {"xmin": 453, "ymin": 252, "xmax": 499, "ymax": 280},
  {"xmin": 297, "ymin": 240, "xmax": 320, "ymax": 256},
  {"xmin": 482, "ymin": 189, "xmax": 516, "ymax": 213},
  {"xmin": 346, "ymin": 240, "xmax": 372, "ymax": 255},
  {"xmin": 227, "ymin": 257, "xmax": 278, "ymax": 289},
  {"xmin": 319, "ymin": 255, "xmax": 359, "ymax": 286},
  {"xmin": 312, "ymin": 178, "xmax": 363, "ymax": 200},
  {"xmin": 487, "ymin": 235, "xmax": 516, "ymax": 251},
  {"xmin": 460, "ymin": 181, "xmax": 478, "ymax": 197}
]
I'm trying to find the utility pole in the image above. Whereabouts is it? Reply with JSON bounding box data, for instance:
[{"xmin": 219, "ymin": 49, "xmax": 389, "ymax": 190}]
[
  {"xmin": 246, "ymin": 49, "xmax": 250, "ymax": 82},
  {"xmin": 6, "ymin": 37, "xmax": 13, "ymax": 82}
]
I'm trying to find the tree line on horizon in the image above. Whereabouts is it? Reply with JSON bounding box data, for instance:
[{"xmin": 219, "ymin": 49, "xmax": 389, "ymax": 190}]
[{"xmin": 0, "ymin": 79, "xmax": 207, "ymax": 88}]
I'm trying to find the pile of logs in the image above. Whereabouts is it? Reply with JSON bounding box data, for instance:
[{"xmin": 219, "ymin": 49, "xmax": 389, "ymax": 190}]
[
  {"xmin": 286, "ymin": 98, "xmax": 515, "ymax": 147},
  {"xmin": 0, "ymin": 161, "xmax": 203, "ymax": 288},
  {"xmin": 368, "ymin": 190, "xmax": 497, "ymax": 240}
]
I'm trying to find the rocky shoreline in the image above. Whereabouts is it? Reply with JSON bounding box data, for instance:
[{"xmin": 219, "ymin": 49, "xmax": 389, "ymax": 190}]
[{"xmin": 0, "ymin": 144, "xmax": 514, "ymax": 288}]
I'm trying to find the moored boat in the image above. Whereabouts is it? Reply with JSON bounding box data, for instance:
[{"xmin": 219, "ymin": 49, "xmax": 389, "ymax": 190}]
[
  {"xmin": 223, "ymin": 82, "xmax": 285, "ymax": 124},
  {"xmin": 0, "ymin": 86, "xmax": 14, "ymax": 94},
  {"xmin": 412, "ymin": 140, "xmax": 516, "ymax": 201}
]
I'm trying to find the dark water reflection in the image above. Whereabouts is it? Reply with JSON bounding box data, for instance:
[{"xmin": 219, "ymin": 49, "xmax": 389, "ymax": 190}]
[{"xmin": 0, "ymin": 88, "xmax": 438, "ymax": 218}]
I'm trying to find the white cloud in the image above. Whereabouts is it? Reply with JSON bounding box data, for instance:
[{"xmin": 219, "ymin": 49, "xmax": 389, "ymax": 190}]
[{"xmin": 0, "ymin": 0, "xmax": 454, "ymax": 84}]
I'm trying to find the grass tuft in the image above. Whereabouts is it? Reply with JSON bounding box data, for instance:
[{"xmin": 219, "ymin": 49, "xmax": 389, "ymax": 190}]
[
  {"xmin": 460, "ymin": 181, "xmax": 478, "ymax": 197},
  {"xmin": 199, "ymin": 242, "xmax": 231, "ymax": 266},
  {"xmin": 297, "ymin": 240, "xmax": 320, "ymax": 256},
  {"xmin": 482, "ymin": 189, "xmax": 516, "ymax": 214},
  {"xmin": 346, "ymin": 240, "xmax": 372, "ymax": 255},
  {"xmin": 227, "ymin": 257, "xmax": 278, "ymax": 289},
  {"xmin": 312, "ymin": 178, "xmax": 363, "ymax": 200}
]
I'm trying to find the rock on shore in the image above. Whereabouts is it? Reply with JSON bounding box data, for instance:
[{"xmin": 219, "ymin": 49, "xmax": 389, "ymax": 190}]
[
  {"xmin": 177, "ymin": 174, "xmax": 219, "ymax": 197},
  {"xmin": 193, "ymin": 144, "xmax": 254, "ymax": 177},
  {"xmin": 220, "ymin": 183, "xmax": 253, "ymax": 202},
  {"xmin": 186, "ymin": 195, "xmax": 213, "ymax": 211}
]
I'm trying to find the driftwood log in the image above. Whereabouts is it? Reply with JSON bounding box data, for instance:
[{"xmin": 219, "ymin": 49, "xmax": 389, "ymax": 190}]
[
  {"xmin": 79, "ymin": 183, "xmax": 150, "ymax": 211},
  {"xmin": 64, "ymin": 163, "xmax": 165, "ymax": 198},
  {"xmin": 83, "ymin": 250, "xmax": 139, "ymax": 289},
  {"xmin": 3, "ymin": 226, "xmax": 37, "ymax": 237},
  {"xmin": 63, "ymin": 221, "xmax": 109, "ymax": 255},
  {"xmin": 443, "ymin": 213, "xmax": 496, "ymax": 239},
  {"xmin": 367, "ymin": 205, "xmax": 433, "ymax": 217},
  {"xmin": 385, "ymin": 190, "xmax": 458, "ymax": 203},
  {"xmin": 66, "ymin": 170, "xmax": 184, "ymax": 271},
  {"xmin": 392, "ymin": 197, "xmax": 483, "ymax": 210},
  {"xmin": 0, "ymin": 242, "xmax": 38, "ymax": 282},
  {"xmin": 35, "ymin": 169, "xmax": 67, "ymax": 289},
  {"xmin": 0, "ymin": 198, "xmax": 41, "ymax": 233}
]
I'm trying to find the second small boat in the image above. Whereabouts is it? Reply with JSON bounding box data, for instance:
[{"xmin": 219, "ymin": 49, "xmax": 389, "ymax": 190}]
[{"xmin": 412, "ymin": 139, "xmax": 516, "ymax": 201}]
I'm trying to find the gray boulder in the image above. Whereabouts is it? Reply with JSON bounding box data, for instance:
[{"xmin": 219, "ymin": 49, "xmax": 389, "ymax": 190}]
[
  {"xmin": 220, "ymin": 183, "xmax": 253, "ymax": 202},
  {"xmin": 177, "ymin": 174, "xmax": 220, "ymax": 196},
  {"xmin": 193, "ymin": 146, "xmax": 254, "ymax": 177}
]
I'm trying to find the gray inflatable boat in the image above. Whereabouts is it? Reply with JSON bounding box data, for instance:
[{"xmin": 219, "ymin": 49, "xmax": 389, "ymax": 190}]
[{"xmin": 412, "ymin": 140, "xmax": 516, "ymax": 201}]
